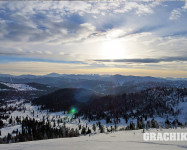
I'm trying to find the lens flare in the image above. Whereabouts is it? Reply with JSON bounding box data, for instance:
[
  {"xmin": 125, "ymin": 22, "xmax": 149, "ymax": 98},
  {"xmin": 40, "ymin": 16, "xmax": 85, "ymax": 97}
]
[{"xmin": 70, "ymin": 108, "xmax": 77, "ymax": 114}]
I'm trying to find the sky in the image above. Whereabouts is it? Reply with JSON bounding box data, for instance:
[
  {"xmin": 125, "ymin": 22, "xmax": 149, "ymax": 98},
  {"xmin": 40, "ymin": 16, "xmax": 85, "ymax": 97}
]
[{"xmin": 0, "ymin": 0, "xmax": 187, "ymax": 78}]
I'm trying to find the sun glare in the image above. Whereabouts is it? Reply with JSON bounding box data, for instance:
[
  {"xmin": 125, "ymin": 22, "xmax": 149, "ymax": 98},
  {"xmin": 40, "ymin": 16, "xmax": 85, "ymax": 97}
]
[{"xmin": 101, "ymin": 40, "xmax": 126, "ymax": 59}]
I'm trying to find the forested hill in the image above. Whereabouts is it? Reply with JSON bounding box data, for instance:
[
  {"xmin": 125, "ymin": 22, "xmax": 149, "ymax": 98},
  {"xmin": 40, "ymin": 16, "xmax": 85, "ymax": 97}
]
[
  {"xmin": 32, "ymin": 88, "xmax": 98, "ymax": 112},
  {"xmin": 33, "ymin": 87, "xmax": 187, "ymax": 121}
]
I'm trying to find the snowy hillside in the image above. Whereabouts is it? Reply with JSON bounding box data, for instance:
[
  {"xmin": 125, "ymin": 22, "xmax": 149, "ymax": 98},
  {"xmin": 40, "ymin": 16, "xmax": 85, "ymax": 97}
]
[
  {"xmin": 0, "ymin": 128, "xmax": 187, "ymax": 150},
  {"xmin": 0, "ymin": 95, "xmax": 187, "ymax": 139},
  {"xmin": 177, "ymin": 97, "xmax": 187, "ymax": 121},
  {"xmin": 0, "ymin": 75, "xmax": 186, "ymax": 146},
  {"xmin": 0, "ymin": 82, "xmax": 37, "ymax": 91}
]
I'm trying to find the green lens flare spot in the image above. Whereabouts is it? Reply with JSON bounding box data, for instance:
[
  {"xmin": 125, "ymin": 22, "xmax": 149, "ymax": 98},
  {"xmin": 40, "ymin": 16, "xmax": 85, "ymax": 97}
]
[
  {"xmin": 70, "ymin": 108, "xmax": 76, "ymax": 114},
  {"xmin": 72, "ymin": 108, "xmax": 76, "ymax": 113}
]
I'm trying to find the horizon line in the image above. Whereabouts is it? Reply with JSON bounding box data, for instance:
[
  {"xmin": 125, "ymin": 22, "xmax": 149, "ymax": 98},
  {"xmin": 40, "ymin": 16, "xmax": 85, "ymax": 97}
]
[{"xmin": 0, "ymin": 72, "xmax": 186, "ymax": 80}]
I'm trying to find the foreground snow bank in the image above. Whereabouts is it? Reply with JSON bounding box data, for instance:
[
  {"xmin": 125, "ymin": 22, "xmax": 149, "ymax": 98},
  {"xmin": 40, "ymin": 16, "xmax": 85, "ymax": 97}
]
[{"xmin": 0, "ymin": 128, "xmax": 187, "ymax": 150}]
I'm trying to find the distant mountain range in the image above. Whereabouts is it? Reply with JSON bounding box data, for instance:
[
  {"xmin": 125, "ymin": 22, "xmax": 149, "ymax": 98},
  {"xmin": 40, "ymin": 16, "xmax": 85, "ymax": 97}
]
[{"xmin": 0, "ymin": 73, "xmax": 186, "ymax": 95}]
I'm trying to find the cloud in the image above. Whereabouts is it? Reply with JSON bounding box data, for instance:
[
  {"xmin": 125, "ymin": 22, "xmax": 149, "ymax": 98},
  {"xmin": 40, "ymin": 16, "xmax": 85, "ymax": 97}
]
[
  {"xmin": 0, "ymin": 1, "xmax": 162, "ymax": 47},
  {"xmin": 0, "ymin": 52, "xmax": 23, "ymax": 56},
  {"xmin": 0, "ymin": 55, "xmax": 87, "ymax": 64},
  {"xmin": 169, "ymin": 9, "xmax": 181, "ymax": 20},
  {"xmin": 95, "ymin": 57, "xmax": 187, "ymax": 63},
  {"xmin": 0, "ymin": 1, "xmax": 186, "ymax": 77},
  {"xmin": 114, "ymin": 1, "xmax": 160, "ymax": 15},
  {"xmin": 0, "ymin": 14, "xmax": 96, "ymax": 44},
  {"xmin": 169, "ymin": 1, "xmax": 187, "ymax": 20},
  {"xmin": 183, "ymin": 0, "xmax": 187, "ymax": 9}
]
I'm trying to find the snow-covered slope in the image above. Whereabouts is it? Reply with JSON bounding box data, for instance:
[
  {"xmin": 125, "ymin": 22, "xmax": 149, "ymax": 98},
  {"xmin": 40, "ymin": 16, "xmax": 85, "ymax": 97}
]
[
  {"xmin": 177, "ymin": 97, "xmax": 187, "ymax": 121},
  {"xmin": 1, "ymin": 94, "xmax": 186, "ymax": 139},
  {"xmin": 0, "ymin": 128, "xmax": 186, "ymax": 150},
  {"xmin": 0, "ymin": 82, "xmax": 37, "ymax": 91}
]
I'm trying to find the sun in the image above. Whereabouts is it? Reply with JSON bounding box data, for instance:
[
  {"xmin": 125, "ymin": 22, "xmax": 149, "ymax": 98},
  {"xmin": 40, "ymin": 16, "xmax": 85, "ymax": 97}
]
[{"xmin": 101, "ymin": 40, "xmax": 126, "ymax": 59}]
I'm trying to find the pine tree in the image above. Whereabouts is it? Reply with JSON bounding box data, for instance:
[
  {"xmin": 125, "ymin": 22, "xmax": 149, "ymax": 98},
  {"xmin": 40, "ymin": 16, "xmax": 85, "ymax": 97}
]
[
  {"xmin": 0, "ymin": 119, "xmax": 3, "ymax": 128},
  {"xmin": 99, "ymin": 125, "xmax": 105, "ymax": 133},
  {"xmin": 86, "ymin": 127, "xmax": 91, "ymax": 134},
  {"xmin": 7, "ymin": 133, "xmax": 12, "ymax": 143},
  {"xmin": 79, "ymin": 124, "xmax": 81, "ymax": 130},
  {"xmin": 81, "ymin": 127, "xmax": 86, "ymax": 135},
  {"xmin": 92, "ymin": 124, "xmax": 96, "ymax": 132},
  {"xmin": 9, "ymin": 117, "xmax": 13, "ymax": 124}
]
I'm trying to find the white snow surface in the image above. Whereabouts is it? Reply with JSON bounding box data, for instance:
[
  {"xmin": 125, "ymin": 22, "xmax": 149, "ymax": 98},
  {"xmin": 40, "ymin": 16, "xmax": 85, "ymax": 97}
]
[
  {"xmin": 1, "ymin": 98, "xmax": 187, "ymax": 149},
  {"xmin": 0, "ymin": 82, "xmax": 37, "ymax": 91},
  {"xmin": 178, "ymin": 101, "xmax": 187, "ymax": 121},
  {"xmin": 0, "ymin": 128, "xmax": 187, "ymax": 150},
  {"xmin": 0, "ymin": 125, "xmax": 21, "ymax": 138}
]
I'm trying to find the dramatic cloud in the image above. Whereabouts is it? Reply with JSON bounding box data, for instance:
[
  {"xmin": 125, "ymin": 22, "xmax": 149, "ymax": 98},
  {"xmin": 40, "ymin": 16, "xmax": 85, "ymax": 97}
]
[
  {"xmin": 95, "ymin": 57, "xmax": 187, "ymax": 63},
  {"xmin": 0, "ymin": 1, "xmax": 187, "ymax": 77}
]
